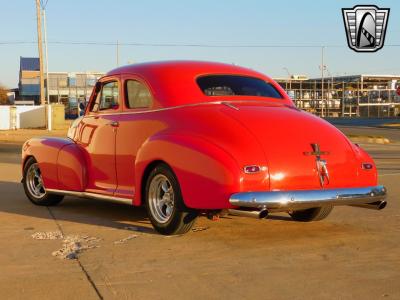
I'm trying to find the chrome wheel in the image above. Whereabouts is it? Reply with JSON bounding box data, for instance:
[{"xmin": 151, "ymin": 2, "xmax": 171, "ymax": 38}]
[
  {"xmin": 148, "ymin": 174, "xmax": 175, "ymax": 224},
  {"xmin": 26, "ymin": 163, "xmax": 46, "ymax": 199}
]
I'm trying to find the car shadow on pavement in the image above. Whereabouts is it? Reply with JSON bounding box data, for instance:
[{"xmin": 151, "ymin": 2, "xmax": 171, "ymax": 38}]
[{"xmin": 0, "ymin": 181, "xmax": 157, "ymax": 235}]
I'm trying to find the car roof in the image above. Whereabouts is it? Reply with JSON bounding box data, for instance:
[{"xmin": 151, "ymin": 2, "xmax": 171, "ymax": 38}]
[{"xmin": 106, "ymin": 60, "xmax": 290, "ymax": 108}]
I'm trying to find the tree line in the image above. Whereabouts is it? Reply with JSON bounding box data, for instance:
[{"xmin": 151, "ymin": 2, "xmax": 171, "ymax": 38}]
[{"xmin": 0, "ymin": 85, "xmax": 9, "ymax": 105}]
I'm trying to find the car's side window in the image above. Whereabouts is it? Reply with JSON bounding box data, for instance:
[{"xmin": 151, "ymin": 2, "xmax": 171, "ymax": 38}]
[
  {"xmin": 90, "ymin": 81, "xmax": 119, "ymax": 112},
  {"xmin": 99, "ymin": 81, "xmax": 119, "ymax": 110},
  {"xmin": 125, "ymin": 80, "xmax": 152, "ymax": 109}
]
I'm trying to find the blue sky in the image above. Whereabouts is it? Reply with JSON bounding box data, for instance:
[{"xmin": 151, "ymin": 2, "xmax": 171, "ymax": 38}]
[{"xmin": 1, "ymin": 0, "xmax": 399, "ymax": 88}]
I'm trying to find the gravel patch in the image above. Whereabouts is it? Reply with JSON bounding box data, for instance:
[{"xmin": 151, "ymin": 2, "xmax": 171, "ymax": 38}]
[
  {"xmin": 52, "ymin": 235, "xmax": 101, "ymax": 260},
  {"xmin": 114, "ymin": 234, "xmax": 138, "ymax": 245},
  {"xmin": 31, "ymin": 231, "xmax": 64, "ymax": 240},
  {"xmin": 192, "ymin": 226, "xmax": 209, "ymax": 232},
  {"xmin": 32, "ymin": 231, "xmax": 101, "ymax": 260}
]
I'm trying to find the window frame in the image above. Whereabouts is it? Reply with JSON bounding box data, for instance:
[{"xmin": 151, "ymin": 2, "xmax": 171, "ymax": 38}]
[
  {"xmin": 196, "ymin": 74, "xmax": 283, "ymax": 99},
  {"xmin": 88, "ymin": 77, "xmax": 122, "ymax": 114},
  {"xmin": 123, "ymin": 77, "xmax": 154, "ymax": 111}
]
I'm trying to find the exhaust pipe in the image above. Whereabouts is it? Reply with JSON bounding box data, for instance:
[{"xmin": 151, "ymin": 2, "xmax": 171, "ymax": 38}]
[
  {"xmin": 228, "ymin": 209, "xmax": 269, "ymax": 219},
  {"xmin": 351, "ymin": 200, "xmax": 387, "ymax": 210}
]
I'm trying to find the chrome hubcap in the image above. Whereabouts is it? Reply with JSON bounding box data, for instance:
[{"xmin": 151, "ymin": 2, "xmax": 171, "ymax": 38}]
[
  {"xmin": 26, "ymin": 163, "xmax": 46, "ymax": 199},
  {"xmin": 148, "ymin": 174, "xmax": 175, "ymax": 224}
]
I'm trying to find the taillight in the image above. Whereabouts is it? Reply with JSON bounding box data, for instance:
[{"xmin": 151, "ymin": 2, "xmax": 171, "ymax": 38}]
[
  {"xmin": 243, "ymin": 165, "xmax": 266, "ymax": 174},
  {"xmin": 361, "ymin": 162, "xmax": 374, "ymax": 170}
]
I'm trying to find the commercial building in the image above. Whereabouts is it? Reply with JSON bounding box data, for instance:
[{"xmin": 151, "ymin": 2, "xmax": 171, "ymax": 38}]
[
  {"xmin": 18, "ymin": 57, "xmax": 40, "ymax": 102},
  {"xmin": 275, "ymin": 74, "xmax": 400, "ymax": 117},
  {"xmin": 17, "ymin": 56, "xmax": 104, "ymax": 117},
  {"xmin": 47, "ymin": 71, "xmax": 104, "ymax": 118}
]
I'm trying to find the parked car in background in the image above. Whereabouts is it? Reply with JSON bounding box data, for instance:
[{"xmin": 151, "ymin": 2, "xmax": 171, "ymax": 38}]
[{"xmin": 22, "ymin": 61, "xmax": 387, "ymax": 235}]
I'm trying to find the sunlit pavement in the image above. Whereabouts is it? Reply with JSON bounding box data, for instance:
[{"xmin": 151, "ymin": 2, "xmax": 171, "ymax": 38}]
[{"xmin": 0, "ymin": 141, "xmax": 399, "ymax": 299}]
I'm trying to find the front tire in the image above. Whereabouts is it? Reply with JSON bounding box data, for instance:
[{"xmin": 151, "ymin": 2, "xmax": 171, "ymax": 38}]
[
  {"xmin": 145, "ymin": 163, "xmax": 198, "ymax": 235},
  {"xmin": 289, "ymin": 205, "xmax": 333, "ymax": 222},
  {"xmin": 23, "ymin": 157, "xmax": 64, "ymax": 206}
]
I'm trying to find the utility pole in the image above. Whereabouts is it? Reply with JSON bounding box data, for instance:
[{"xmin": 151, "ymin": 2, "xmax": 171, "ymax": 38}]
[
  {"xmin": 42, "ymin": 8, "xmax": 50, "ymax": 105},
  {"xmin": 35, "ymin": 0, "xmax": 45, "ymax": 106}
]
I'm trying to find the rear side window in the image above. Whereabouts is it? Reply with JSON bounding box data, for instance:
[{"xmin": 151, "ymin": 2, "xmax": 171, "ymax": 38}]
[
  {"xmin": 125, "ymin": 80, "xmax": 152, "ymax": 109},
  {"xmin": 197, "ymin": 75, "xmax": 282, "ymax": 99}
]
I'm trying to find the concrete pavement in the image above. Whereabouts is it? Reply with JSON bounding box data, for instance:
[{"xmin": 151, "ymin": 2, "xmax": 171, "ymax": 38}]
[{"xmin": 0, "ymin": 140, "xmax": 399, "ymax": 299}]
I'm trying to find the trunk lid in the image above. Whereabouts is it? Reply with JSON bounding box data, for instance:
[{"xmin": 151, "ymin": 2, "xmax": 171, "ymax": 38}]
[{"xmin": 222, "ymin": 103, "xmax": 358, "ymax": 191}]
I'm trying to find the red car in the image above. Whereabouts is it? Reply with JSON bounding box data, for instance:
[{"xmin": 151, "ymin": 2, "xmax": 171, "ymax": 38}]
[{"xmin": 22, "ymin": 61, "xmax": 387, "ymax": 235}]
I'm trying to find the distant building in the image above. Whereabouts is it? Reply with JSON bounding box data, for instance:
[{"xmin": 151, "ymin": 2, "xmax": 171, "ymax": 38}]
[
  {"xmin": 274, "ymin": 74, "xmax": 400, "ymax": 117},
  {"xmin": 47, "ymin": 71, "xmax": 104, "ymax": 118},
  {"xmin": 47, "ymin": 71, "xmax": 104, "ymax": 103},
  {"xmin": 18, "ymin": 57, "xmax": 40, "ymax": 103},
  {"xmin": 17, "ymin": 56, "xmax": 104, "ymax": 117}
]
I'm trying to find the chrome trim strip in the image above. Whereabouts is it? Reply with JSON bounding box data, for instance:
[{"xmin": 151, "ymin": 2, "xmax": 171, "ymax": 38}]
[
  {"xmin": 229, "ymin": 185, "xmax": 387, "ymax": 212},
  {"xmin": 85, "ymin": 100, "xmax": 287, "ymax": 117},
  {"xmin": 221, "ymin": 101, "xmax": 240, "ymax": 110},
  {"xmin": 46, "ymin": 189, "xmax": 133, "ymax": 205}
]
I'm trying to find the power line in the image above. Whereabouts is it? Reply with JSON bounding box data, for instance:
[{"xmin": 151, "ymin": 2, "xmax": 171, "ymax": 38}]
[
  {"xmin": 0, "ymin": 40, "xmax": 343, "ymax": 47},
  {"xmin": 2, "ymin": 40, "xmax": 400, "ymax": 48}
]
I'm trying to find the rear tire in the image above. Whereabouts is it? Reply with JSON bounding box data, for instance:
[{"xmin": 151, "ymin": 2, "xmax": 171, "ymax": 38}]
[
  {"xmin": 145, "ymin": 163, "xmax": 198, "ymax": 235},
  {"xmin": 289, "ymin": 205, "xmax": 333, "ymax": 222},
  {"xmin": 23, "ymin": 157, "xmax": 64, "ymax": 206}
]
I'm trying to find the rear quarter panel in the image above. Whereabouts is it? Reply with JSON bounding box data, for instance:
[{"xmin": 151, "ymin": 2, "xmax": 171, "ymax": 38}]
[{"xmin": 135, "ymin": 133, "xmax": 241, "ymax": 209}]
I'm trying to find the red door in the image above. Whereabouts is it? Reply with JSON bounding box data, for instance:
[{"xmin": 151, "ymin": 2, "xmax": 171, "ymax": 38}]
[
  {"xmin": 76, "ymin": 77, "xmax": 121, "ymax": 195},
  {"xmin": 114, "ymin": 75, "xmax": 156, "ymax": 199}
]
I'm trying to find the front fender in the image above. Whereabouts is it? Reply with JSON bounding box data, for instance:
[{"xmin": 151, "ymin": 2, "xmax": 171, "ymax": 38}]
[
  {"xmin": 22, "ymin": 137, "xmax": 74, "ymax": 189},
  {"xmin": 22, "ymin": 137, "xmax": 86, "ymax": 191},
  {"xmin": 135, "ymin": 134, "xmax": 241, "ymax": 209}
]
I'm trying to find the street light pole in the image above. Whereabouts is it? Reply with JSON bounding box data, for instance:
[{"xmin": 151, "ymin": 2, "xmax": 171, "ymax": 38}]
[
  {"xmin": 116, "ymin": 40, "xmax": 119, "ymax": 67},
  {"xmin": 283, "ymin": 67, "xmax": 292, "ymax": 90},
  {"xmin": 320, "ymin": 46, "xmax": 326, "ymax": 117}
]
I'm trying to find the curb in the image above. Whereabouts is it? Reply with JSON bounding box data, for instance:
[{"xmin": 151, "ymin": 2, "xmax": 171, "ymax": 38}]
[
  {"xmin": 348, "ymin": 135, "xmax": 391, "ymax": 144},
  {"xmin": 0, "ymin": 130, "xmax": 68, "ymax": 144}
]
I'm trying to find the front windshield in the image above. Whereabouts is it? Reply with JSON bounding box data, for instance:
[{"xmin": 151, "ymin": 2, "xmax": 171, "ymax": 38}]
[{"xmin": 197, "ymin": 75, "xmax": 283, "ymax": 99}]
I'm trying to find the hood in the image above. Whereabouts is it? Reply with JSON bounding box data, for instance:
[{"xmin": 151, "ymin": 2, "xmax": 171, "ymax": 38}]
[{"xmin": 221, "ymin": 103, "xmax": 359, "ymax": 190}]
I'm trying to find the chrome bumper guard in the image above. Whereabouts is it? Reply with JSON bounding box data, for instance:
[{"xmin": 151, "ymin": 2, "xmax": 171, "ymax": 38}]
[{"xmin": 229, "ymin": 185, "xmax": 387, "ymax": 213}]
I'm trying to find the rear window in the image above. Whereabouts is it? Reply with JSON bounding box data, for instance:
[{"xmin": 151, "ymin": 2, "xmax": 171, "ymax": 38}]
[{"xmin": 197, "ymin": 75, "xmax": 282, "ymax": 99}]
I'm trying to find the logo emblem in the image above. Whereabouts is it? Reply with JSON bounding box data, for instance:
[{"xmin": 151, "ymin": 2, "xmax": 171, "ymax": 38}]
[
  {"xmin": 342, "ymin": 5, "xmax": 390, "ymax": 52},
  {"xmin": 304, "ymin": 143, "xmax": 330, "ymax": 187}
]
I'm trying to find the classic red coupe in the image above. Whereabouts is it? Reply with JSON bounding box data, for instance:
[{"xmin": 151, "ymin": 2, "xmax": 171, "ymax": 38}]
[{"xmin": 22, "ymin": 61, "xmax": 387, "ymax": 235}]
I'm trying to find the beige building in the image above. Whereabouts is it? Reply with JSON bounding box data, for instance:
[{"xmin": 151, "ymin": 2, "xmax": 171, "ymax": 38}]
[{"xmin": 47, "ymin": 72, "xmax": 104, "ymax": 117}]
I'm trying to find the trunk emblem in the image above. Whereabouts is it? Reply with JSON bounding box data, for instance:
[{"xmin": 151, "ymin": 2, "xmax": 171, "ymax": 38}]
[{"xmin": 304, "ymin": 143, "xmax": 330, "ymax": 187}]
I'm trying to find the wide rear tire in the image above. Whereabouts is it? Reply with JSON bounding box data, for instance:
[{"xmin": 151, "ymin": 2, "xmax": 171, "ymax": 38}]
[
  {"xmin": 289, "ymin": 205, "xmax": 333, "ymax": 222},
  {"xmin": 145, "ymin": 163, "xmax": 198, "ymax": 235},
  {"xmin": 23, "ymin": 157, "xmax": 64, "ymax": 206}
]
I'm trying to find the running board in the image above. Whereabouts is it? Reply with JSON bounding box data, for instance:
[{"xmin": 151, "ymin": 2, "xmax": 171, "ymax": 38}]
[{"xmin": 46, "ymin": 189, "xmax": 133, "ymax": 205}]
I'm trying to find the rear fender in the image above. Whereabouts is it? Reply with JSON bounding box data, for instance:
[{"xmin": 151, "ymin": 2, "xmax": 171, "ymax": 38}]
[{"xmin": 135, "ymin": 134, "xmax": 241, "ymax": 209}]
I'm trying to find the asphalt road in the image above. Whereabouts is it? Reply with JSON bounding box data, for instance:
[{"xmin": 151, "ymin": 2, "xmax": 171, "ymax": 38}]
[
  {"xmin": 0, "ymin": 139, "xmax": 399, "ymax": 299},
  {"xmin": 337, "ymin": 126, "xmax": 400, "ymax": 143},
  {"xmin": 326, "ymin": 117, "xmax": 400, "ymax": 127}
]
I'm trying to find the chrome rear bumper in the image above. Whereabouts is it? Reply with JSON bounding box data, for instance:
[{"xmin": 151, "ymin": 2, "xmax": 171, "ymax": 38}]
[{"xmin": 229, "ymin": 185, "xmax": 387, "ymax": 212}]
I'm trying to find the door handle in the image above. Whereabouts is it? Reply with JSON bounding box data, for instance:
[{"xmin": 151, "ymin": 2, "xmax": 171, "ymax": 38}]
[{"xmin": 106, "ymin": 121, "xmax": 119, "ymax": 127}]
